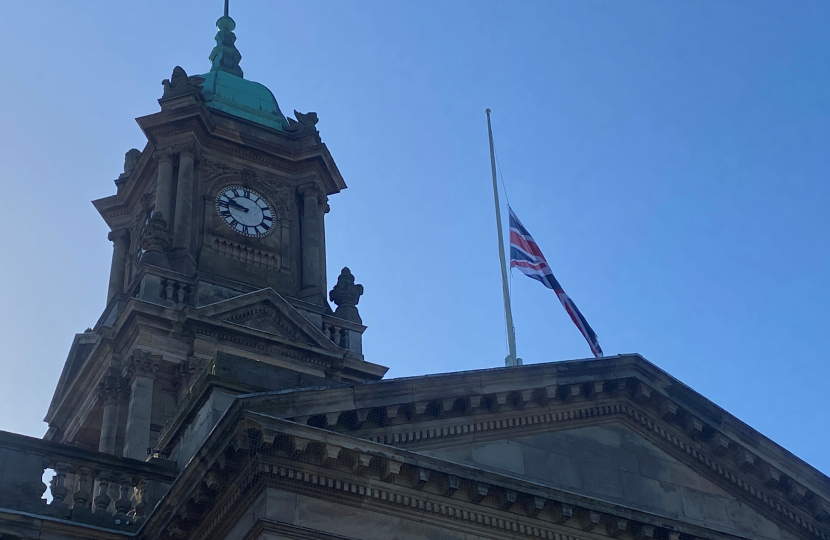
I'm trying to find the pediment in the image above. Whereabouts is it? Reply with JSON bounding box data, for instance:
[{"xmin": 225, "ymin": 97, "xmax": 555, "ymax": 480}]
[
  {"xmin": 192, "ymin": 288, "xmax": 343, "ymax": 353},
  {"xmin": 44, "ymin": 332, "xmax": 100, "ymax": 424},
  {"xmin": 422, "ymin": 422, "xmax": 782, "ymax": 540},
  {"xmin": 238, "ymin": 355, "xmax": 830, "ymax": 540}
]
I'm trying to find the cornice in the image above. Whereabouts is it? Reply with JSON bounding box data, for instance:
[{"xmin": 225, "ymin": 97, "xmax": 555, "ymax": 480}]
[
  {"xmin": 143, "ymin": 411, "xmax": 761, "ymax": 540},
  {"xmin": 0, "ymin": 508, "xmax": 137, "ymax": 540},
  {"xmin": 203, "ymin": 140, "xmax": 344, "ymax": 195},
  {"xmin": 235, "ymin": 358, "xmax": 830, "ymax": 540}
]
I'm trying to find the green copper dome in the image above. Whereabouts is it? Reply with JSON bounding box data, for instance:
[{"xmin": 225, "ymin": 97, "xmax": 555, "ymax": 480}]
[{"xmin": 199, "ymin": 15, "xmax": 289, "ymax": 131}]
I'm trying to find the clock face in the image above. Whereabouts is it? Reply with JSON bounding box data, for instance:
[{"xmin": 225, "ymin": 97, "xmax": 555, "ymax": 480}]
[{"xmin": 215, "ymin": 186, "xmax": 276, "ymax": 237}]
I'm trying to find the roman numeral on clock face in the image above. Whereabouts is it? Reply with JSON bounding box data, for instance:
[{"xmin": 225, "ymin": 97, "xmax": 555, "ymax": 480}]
[{"xmin": 216, "ymin": 185, "xmax": 278, "ymax": 237}]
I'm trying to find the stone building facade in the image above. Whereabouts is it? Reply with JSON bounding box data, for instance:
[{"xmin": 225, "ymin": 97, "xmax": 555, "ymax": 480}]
[{"xmin": 1, "ymin": 10, "xmax": 828, "ymax": 540}]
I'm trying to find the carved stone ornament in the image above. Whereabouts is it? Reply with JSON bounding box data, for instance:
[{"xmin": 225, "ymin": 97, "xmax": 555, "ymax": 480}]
[
  {"xmin": 119, "ymin": 149, "xmax": 142, "ymax": 179},
  {"xmin": 174, "ymin": 356, "xmax": 207, "ymax": 392},
  {"xmin": 96, "ymin": 376, "xmax": 128, "ymax": 404},
  {"xmin": 122, "ymin": 349, "xmax": 162, "ymax": 381},
  {"xmin": 286, "ymin": 109, "xmax": 319, "ymax": 133},
  {"xmin": 200, "ymin": 158, "xmax": 236, "ymax": 181},
  {"xmin": 107, "ymin": 228, "xmax": 130, "ymax": 246},
  {"xmin": 173, "ymin": 141, "xmax": 200, "ymax": 161},
  {"xmin": 139, "ymin": 212, "xmax": 171, "ymax": 259},
  {"xmin": 140, "ymin": 192, "xmax": 154, "ymax": 214},
  {"xmin": 297, "ymin": 183, "xmax": 325, "ymax": 204},
  {"xmin": 161, "ymin": 66, "xmax": 205, "ymax": 101},
  {"xmin": 153, "ymin": 147, "xmax": 175, "ymax": 164},
  {"xmin": 329, "ymin": 267, "xmax": 364, "ymax": 324}
]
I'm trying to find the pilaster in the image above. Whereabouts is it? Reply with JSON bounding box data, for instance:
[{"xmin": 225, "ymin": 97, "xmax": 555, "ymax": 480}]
[
  {"xmin": 318, "ymin": 195, "xmax": 330, "ymax": 299},
  {"xmin": 298, "ymin": 183, "xmax": 323, "ymax": 302},
  {"xmin": 122, "ymin": 350, "xmax": 161, "ymax": 460},
  {"xmin": 96, "ymin": 376, "xmax": 128, "ymax": 455},
  {"xmin": 152, "ymin": 148, "xmax": 175, "ymax": 224},
  {"xmin": 172, "ymin": 142, "xmax": 198, "ymax": 252}
]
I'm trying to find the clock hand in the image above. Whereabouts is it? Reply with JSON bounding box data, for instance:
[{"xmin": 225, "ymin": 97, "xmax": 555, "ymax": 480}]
[{"xmin": 228, "ymin": 199, "xmax": 250, "ymax": 212}]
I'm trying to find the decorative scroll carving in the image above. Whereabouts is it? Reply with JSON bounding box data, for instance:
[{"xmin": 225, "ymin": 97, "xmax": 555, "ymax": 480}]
[
  {"xmin": 122, "ymin": 350, "xmax": 162, "ymax": 381},
  {"xmin": 297, "ymin": 183, "xmax": 324, "ymax": 203},
  {"xmin": 140, "ymin": 213, "xmax": 171, "ymax": 256},
  {"xmin": 96, "ymin": 376, "xmax": 128, "ymax": 405},
  {"xmin": 174, "ymin": 357, "xmax": 207, "ymax": 394},
  {"xmin": 152, "ymin": 147, "xmax": 175, "ymax": 164},
  {"xmin": 200, "ymin": 158, "xmax": 236, "ymax": 181},
  {"xmin": 172, "ymin": 141, "xmax": 200, "ymax": 161},
  {"xmin": 107, "ymin": 229, "xmax": 130, "ymax": 246}
]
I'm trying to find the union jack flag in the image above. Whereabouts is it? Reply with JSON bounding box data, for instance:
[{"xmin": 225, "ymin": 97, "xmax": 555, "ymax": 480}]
[{"xmin": 508, "ymin": 207, "xmax": 604, "ymax": 358}]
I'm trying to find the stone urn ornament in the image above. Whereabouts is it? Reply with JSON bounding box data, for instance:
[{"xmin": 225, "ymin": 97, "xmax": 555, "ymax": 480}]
[{"xmin": 329, "ymin": 267, "xmax": 364, "ymax": 324}]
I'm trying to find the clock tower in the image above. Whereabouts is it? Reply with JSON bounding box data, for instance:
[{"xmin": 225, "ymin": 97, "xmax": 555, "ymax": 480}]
[{"xmin": 43, "ymin": 9, "xmax": 387, "ymax": 460}]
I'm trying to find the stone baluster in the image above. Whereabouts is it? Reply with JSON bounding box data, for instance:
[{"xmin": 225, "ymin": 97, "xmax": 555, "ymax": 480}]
[
  {"xmin": 339, "ymin": 327, "xmax": 349, "ymax": 349},
  {"xmin": 298, "ymin": 184, "xmax": 322, "ymax": 298},
  {"xmin": 153, "ymin": 149, "xmax": 175, "ymax": 225},
  {"xmin": 173, "ymin": 143, "xmax": 197, "ymax": 252},
  {"xmin": 97, "ymin": 377, "xmax": 125, "ymax": 455},
  {"xmin": 132, "ymin": 480, "xmax": 149, "ymax": 522},
  {"xmin": 122, "ymin": 350, "xmax": 161, "ymax": 460},
  {"xmin": 114, "ymin": 475, "xmax": 133, "ymax": 521},
  {"xmin": 73, "ymin": 467, "xmax": 93, "ymax": 510},
  {"xmin": 93, "ymin": 470, "xmax": 114, "ymax": 513},
  {"xmin": 164, "ymin": 279, "xmax": 176, "ymax": 301},
  {"xmin": 106, "ymin": 229, "xmax": 130, "ymax": 302},
  {"xmin": 49, "ymin": 462, "xmax": 71, "ymax": 508}
]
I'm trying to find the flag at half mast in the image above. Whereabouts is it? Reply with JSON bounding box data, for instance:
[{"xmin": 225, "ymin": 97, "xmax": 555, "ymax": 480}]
[{"xmin": 508, "ymin": 207, "xmax": 604, "ymax": 358}]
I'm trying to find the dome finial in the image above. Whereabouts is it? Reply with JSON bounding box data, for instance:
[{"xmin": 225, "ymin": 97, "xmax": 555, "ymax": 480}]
[{"xmin": 209, "ymin": 0, "xmax": 243, "ymax": 77}]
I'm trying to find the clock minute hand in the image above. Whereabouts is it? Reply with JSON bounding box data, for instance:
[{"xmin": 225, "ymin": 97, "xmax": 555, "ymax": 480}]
[{"xmin": 229, "ymin": 199, "xmax": 249, "ymax": 212}]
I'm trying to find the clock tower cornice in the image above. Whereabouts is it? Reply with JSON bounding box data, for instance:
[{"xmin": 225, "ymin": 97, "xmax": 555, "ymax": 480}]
[{"xmin": 133, "ymin": 103, "xmax": 346, "ymax": 196}]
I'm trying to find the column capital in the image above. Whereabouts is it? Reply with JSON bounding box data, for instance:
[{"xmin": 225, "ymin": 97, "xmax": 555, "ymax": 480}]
[
  {"xmin": 153, "ymin": 148, "xmax": 176, "ymax": 164},
  {"xmin": 297, "ymin": 183, "xmax": 325, "ymax": 203},
  {"xmin": 107, "ymin": 229, "xmax": 130, "ymax": 245},
  {"xmin": 96, "ymin": 376, "xmax": 128, "ymax": 405},
  {"xmin": 122, "ymin": 349, "xmax": 162, "ymax": 381},
  {"xmin": 173, "ymin": 141, "xmax": 201, "ymax": 161}
]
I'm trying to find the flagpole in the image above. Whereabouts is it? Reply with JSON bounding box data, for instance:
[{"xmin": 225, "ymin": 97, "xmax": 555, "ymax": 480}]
[{"xmin": 486, "ymin": 109, "xmax": 520, "ymax": 367}]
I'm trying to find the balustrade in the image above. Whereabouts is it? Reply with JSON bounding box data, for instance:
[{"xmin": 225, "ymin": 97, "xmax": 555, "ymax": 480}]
[
  {"xmin": 160, "ymin": 277, "xmax": 190, "ymax": 304},
  {"xmin": 322, "ymin": 321, "xmax": 349, "ymax": 349},
  {"xmin": 0, "ymin": 431, "xmax": 176, "ymax": 530}
]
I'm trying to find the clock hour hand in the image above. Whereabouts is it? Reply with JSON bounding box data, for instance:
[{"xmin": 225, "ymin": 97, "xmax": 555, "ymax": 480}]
[{"xmin": 228, "ymin": 199, "xmax": 249, "ymax": 212}]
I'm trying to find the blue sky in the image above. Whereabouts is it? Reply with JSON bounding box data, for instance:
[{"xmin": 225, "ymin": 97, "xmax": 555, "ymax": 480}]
[{"xmin": 0, "ymin": 1, "xmax": 827, "ymax": 474}]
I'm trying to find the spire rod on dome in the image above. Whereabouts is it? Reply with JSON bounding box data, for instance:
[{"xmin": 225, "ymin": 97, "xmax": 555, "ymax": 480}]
[{"xmin": 208, "ymin": 0, "xmax": 243, "ymax": 77}]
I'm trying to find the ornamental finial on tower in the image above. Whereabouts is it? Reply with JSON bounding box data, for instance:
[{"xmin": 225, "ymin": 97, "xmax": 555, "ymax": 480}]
[
  {"xmin": 209, "ymin": 0, "xmax": 243, "ymax": 77},
  {"xmin": 329, "ymin": 268, "xmax": 364, "ymax": 324}
]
